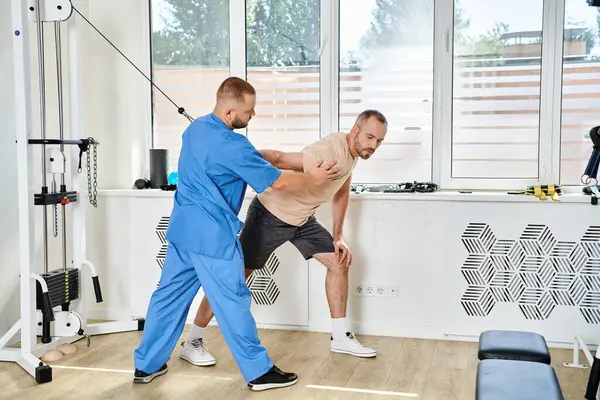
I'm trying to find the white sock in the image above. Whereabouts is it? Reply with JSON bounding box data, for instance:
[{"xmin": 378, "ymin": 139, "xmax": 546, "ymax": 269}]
[
  {"xmin": 332, "ymin": 317, "xmax": 347, "ymax": 342},
  {"xmin": 187, "ymin": 324, "xmax": 205, "ymax": 342}
]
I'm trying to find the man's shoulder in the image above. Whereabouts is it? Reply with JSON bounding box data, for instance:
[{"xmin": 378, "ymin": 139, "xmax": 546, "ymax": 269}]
[
  {"xmin": 303, "ymin": 132, "xmax": 347, "ymax": 155},
  {"xmin": 187, "ymin": 115, "xmax": 249, "ymax": 145},
  {"xmin": 188, "ymin": 114, "xmax": 226, "ymax": 133},
  {"xmin": 319, "ymin": 131, "xmax": 346, "ymax": 143}
]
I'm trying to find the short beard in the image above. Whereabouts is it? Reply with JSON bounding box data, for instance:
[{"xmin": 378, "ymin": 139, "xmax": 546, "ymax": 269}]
[
  {"xmin": 354, "ymin": 135, "xmax": 373, "ymax": 160},
  {"xmin": 231, "ymin": 117, "xmax": 247, "ymax": 129}
]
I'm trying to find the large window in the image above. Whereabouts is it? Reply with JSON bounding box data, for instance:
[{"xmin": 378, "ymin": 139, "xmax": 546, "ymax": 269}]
[
  {"xmin": 560, "ymin": 0, "xmax": 600, "ymax": 185},
  {"xmin": 451, "ymin": 0, "xmax": 544, "ymax": 179},
  {"xmin": 339, "ymin": 0, "xmax": 435, "ymax": 184},
  {"xmin": 150, "ymin": 0, "xmax": 230, "ymax": 171},
  {"xmin": 245, "ymin": 0, "xmax": 321, "ymax": 153},
  {"xmin": 149, "ymin": 0, "xmax": 600, "ymax": 191}
]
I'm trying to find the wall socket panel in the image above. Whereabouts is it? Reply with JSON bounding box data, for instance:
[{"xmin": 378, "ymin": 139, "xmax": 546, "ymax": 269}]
[{"xmin": 354, "ymin": 284, "xmax": 399, "ymax": 298}]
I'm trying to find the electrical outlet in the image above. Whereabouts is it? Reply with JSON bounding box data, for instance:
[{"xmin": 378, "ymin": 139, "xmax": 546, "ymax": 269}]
[{"xmin": 355, "ymin": 283, "xmax": 397, "ymax": 297}]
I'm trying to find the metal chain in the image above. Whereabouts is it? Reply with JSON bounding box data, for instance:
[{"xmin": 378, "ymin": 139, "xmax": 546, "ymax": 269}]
[
  {"xmin": 86, "ymin": 138, "xmax": 98, "ymax": 208},
  {"xmin": 93, "ymin": 141, "xmax": 98, "ymax": 205}
]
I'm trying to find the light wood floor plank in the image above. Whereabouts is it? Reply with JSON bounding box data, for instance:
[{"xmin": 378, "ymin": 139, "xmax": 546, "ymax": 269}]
[{"xmin": 0, "ymin": 326, "xmax": 591, "ymax": 399}]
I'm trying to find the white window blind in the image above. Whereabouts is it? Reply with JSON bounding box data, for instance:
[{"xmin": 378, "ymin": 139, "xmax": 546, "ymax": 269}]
[
  {"xmin": 339, "ymin": 0, "xmax": 435, "ymax": 184},
  {"xmin": 245, "ymin": 0, "xmax": 321, "ymax": 153}
]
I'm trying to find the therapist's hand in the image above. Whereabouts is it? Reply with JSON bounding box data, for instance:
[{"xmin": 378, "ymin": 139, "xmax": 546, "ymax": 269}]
[{"xmin": 310, "ymin": 160, "xmax": 340, "ymax": 185}]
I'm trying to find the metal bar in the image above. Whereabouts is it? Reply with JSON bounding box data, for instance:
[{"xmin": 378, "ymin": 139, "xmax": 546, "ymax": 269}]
[
  {"xmin": 578, "ymin": 335, "xmax": 595, "ymax": 366},
  {"xmin": 34, "ymin": 0, "xmax": 49, "ymax": 275},
  {"xmin": 12, "ymin": 0, "xmax": 36, "ymax": 356},
  {"xmin": 0, "ymin": 320, "xmax": 21, "ymax": 350},
  {"xmin": 67, "ymin": 4, "xmax": 88, "ymax": 324},
  {"xmin": 55, "ymin": 21, "xmax": 68, "ymax": 272},
  {"xmin": 86, "ymin": 320, "xmax": 141, "ymax": 336},
  {"xmin": 18, "ymin": 353, "xmax": 45, "ymax": 378},
  {"xmin": 28, "ymin": 138, "xmax": 99, "ymax": 145},
  {"xmin": 0, "ymin": 349, "xmax": 20, "ymax": 363}
]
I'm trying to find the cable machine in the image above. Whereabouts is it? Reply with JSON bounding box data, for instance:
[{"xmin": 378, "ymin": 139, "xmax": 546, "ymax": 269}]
[{"xmin": 0, "ymin": 0, "xmax": 145, "ymax": 384}]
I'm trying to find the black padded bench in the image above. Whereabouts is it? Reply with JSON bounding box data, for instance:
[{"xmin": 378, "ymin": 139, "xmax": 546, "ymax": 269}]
[
  {"xmin": 478, "ymin": 330, "xmax": 551, "ymax": 364},
  {"xmin": 476, "ymin": 359, "xmax": 563, "ymax": 400}
]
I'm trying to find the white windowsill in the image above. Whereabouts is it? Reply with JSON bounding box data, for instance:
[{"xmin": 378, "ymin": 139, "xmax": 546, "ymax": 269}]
[{"xmin": 97, "ymin": 189, "xmax": 595, "ymax": 204}]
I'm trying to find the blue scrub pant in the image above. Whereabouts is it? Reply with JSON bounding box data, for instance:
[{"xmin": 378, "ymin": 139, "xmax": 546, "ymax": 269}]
[{"xmin": 133, "ymin": 242, "xmax": 273, "ymax": 382}]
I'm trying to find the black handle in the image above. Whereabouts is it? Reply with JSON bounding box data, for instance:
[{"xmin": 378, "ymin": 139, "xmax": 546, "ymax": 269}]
[
  {"xmin": 41, "ymin": 292, "xmax": 55, "ymax": 321},
  {"xmin": 28, "ymin": 138, "xmax": 99, "ymax": 146},
  {"xmin": 585, "ymin": 358, "xmax": 600, "ymax": 399},
  {"xmin": 92, "ymin": 276, "xmax": 103, "ymax": 303}
]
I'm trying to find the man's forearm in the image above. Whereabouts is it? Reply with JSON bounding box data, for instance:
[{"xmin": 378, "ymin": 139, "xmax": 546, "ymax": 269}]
[
  {"xmin": 270, "ymin": 170, "xmax": 313, "ymax": 192},
  {"xmin": 332, "ymin": 190, "xmax": 349, "ymax": 240},
  {"xmin": 260, "ymin": 150, "xmax": 282, "ymax": 166},
  {"xmin": 260, "ymin": 150, "xmax": 304, "ymax": 171}
]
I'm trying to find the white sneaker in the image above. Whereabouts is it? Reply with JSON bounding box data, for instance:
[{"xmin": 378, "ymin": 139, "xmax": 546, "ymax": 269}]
[
  {"xmin": 330, "ymin": 332, "xmax": 377, "ymax": 358},
  {"xmin": 179, "ymin": 338, "xmax": 216, "ymax": 366}
]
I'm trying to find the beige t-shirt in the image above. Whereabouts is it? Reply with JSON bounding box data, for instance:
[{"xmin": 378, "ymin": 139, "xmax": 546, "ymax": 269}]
[{"xmin": 258, "ymin": 132, "xmax": 357, "ymax": 226}]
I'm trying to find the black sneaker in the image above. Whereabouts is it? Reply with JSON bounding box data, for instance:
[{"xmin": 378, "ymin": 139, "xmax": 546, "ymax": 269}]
[
  {"xmin": 133, "ymin": 363, "xmax": 168, "ymax": 383},
  {"xmin": 247, "ymin": 365, "xmax": 298, "ymax": 391}
]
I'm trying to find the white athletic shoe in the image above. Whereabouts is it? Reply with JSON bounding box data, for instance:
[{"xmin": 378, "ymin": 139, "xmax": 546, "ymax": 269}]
[
  {"xmin": 179, "ymin": 338, "xmax": 216, "ymax": 366},
  {"xmin": 330, "ymin": 332, "xmax": 377, "ymax": 358}
]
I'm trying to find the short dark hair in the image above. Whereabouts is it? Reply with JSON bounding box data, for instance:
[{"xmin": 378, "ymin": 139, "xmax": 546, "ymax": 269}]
[
  {"xmin": 355, "ymin": 109, "xmax": 387, "ymax": 127},
  {"xmin": 217, "ymin": 77, "xmax": 256, "ymax": 102}
]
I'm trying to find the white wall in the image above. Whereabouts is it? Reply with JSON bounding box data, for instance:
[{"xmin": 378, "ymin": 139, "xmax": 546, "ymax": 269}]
[{"xmin": 82, "ymin": 0, "xmax": 152, "ymax": 189}]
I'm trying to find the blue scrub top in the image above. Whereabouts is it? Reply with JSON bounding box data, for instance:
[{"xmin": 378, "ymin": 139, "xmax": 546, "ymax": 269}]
[{"xmin": 165, "ymin": 113, "xmax": 282, "ymax": 260}]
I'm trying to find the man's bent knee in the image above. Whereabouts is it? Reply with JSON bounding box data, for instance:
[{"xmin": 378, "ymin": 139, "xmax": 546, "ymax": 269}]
[{"xmin": 313, "ymin": 253, "xmax": 347, "ymax": 274}]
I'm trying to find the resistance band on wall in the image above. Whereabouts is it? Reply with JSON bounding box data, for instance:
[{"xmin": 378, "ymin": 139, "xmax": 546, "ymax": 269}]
[{"xmin": 71, "ymin": 5, "xmax": 194, "ymax": 123}]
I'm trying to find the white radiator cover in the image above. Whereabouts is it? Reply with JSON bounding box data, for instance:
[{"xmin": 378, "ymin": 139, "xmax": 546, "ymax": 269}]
[{"xmin": 85, "ymin": 190, "xmax": 600, "ymax": 347}]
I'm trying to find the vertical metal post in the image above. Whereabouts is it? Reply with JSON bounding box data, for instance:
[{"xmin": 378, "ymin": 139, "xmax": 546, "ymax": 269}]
[
  {"xmin": 67, "ymin": 4, "xmax": 87, "ymax": 326},
  {"xmin": 12, "ymin": 0, "xmax": 36, "ymax": 355},
  {"xmin": 55, "ymin": 21, "xmax": 68, "ymax": 274},
  {"xmin": 34, "ymin": 0, "xmax": 49, "ymax": 275}
]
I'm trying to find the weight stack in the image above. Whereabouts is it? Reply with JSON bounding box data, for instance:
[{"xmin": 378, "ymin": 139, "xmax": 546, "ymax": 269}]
[
  {"xmin": 149, "ymin": 149, "xmax": 169, "ymax": 188},
  {"xmin": 36, "ymin": 268, "xmax": 80, "ymax": 310}
]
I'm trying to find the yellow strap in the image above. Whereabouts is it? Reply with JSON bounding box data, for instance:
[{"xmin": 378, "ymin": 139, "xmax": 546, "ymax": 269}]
[
  {"xmin": 534, "ymin": 184, "xmax": 542, "ymax": 197},
  {"xmin": 548, "ymin": 184, "xmax": 555, "ymax": 196}
]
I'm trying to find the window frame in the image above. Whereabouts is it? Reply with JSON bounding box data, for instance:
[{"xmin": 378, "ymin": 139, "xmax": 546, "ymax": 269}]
[
  {"xmin": 435, "ymin": 0, "xmax": 566, "ymax": 191},
  {"xmin": 322, "ymin": 0, "xmax": 339, "ymax": 139},
  {"xmin": 147, "ymin": 0, "xmax": 585, "ymax": 192}
]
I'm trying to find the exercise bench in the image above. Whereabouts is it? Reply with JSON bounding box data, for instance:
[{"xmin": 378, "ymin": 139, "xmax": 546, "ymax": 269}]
[
  {"xmin": 475, "ymin": 330, "xmax": 563, "ymax": 400},
  {"xmin": 478, "ymin": 329, "xmax": 551, "ymax": 364}
]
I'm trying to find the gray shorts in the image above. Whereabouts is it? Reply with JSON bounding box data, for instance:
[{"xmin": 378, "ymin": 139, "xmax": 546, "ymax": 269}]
[{"xmin": 239, "ymin": 196, "xmax": 335, "ymax": 269}]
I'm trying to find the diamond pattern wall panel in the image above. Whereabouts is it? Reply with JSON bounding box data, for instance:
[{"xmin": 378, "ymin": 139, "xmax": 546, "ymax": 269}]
[
  {"xmin": 156, "ymin": 217, "xmax": 169, "ymax": 269},
  {"xmin": 155, "ymin": 217, "xmax": 282, "ymax": 306},
  {"xmin": 247, "ymin": 253, "xmax": 282, "ymax": 305},
  {"xmin": 461, "ymin": 223, "xmax": 600, "ymax": 323}
]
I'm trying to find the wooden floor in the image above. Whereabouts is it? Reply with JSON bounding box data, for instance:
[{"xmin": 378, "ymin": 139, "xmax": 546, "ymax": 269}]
[{"xmin": 0, "ymin": 326, "xmax": 590, "ymax": 399}]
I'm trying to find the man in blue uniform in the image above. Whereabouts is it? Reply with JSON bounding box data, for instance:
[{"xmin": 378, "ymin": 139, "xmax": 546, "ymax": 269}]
[{"xmin": 132, "ymin": 77, "xmax": 339, "ymax": 391}]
